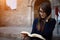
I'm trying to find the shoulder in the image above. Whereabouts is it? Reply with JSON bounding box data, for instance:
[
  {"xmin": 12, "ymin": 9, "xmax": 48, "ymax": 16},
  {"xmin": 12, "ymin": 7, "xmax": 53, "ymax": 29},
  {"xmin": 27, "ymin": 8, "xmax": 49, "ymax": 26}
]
[
  {"xmin": 34, "ymin": 18, "xmax": 38, "ymax": 21},
  {"xmin": 49, "ymin": 18, "xmax": 56, "ymax": 24},
  {"xmin": 34, "ymin": 18, "xmax": 38, "ymax": 23},
  {"xmin": 50, "ymin": 18, "xmax": 56, "ymax": 22}
]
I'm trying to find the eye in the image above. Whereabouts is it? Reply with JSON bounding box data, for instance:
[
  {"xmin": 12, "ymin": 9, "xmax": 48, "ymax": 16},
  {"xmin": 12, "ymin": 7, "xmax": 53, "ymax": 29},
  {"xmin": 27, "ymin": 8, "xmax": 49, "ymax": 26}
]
[{"xmin": 39, "ymin": 10, "xmax": 45, "ymax": 13}]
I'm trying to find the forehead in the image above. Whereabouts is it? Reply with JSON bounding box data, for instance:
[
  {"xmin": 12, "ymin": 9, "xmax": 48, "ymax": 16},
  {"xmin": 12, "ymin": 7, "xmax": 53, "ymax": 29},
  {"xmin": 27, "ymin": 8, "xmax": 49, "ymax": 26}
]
[{"xmin": 40, "ymin": 8, "xmax": 43, "ymax": 11}]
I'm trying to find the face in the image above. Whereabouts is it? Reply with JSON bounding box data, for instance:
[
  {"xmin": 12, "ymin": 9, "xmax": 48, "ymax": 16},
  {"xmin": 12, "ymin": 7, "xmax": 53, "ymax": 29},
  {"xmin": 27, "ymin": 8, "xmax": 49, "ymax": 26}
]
[{"xmin": 39, "ymin": 8, "xmax": 47, "ymax": 18}]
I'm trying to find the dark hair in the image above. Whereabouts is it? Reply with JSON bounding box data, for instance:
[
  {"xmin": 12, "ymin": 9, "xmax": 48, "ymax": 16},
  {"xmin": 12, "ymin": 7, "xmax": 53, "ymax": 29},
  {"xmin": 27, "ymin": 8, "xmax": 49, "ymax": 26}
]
[
  {"xmin": 38, "ymin": 2, "xmax": 51, "ymax": 17},
  {"xmin": 37, "ymin": 2, "xmax": 51, "ymax": 31}
]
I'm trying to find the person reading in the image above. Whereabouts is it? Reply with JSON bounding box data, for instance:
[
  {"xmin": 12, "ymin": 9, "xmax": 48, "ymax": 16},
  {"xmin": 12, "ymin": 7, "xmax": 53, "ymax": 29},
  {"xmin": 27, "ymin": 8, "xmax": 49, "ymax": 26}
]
[{"xmin": 21, "ymin": 1, "xmax": 56, "ymax": 40}]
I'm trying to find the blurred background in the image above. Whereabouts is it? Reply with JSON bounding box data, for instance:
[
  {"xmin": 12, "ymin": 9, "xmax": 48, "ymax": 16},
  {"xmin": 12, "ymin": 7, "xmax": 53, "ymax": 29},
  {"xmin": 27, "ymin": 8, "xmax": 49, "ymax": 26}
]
[{"xmin": 0, "ymin": 0, "xmax": 60, "ymax": 40}]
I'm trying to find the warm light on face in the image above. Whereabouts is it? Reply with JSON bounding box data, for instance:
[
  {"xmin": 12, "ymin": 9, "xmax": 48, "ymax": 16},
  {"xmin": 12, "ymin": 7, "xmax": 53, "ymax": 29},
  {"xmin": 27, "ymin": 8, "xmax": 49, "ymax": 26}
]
[{"xmin": 39, "ymin": 8, "xmax": 47, "ymax": 18}]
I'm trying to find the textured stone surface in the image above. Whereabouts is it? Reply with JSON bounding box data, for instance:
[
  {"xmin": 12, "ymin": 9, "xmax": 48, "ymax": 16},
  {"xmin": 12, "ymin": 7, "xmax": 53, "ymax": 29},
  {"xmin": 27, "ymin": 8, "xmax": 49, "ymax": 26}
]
[
  {"xmin": 0, "ymin": 0, "xmax": 32, "ymax": 27},
  {"xmin": 0, "ymin": 27, "xmax": 32, "ymax": 39}
]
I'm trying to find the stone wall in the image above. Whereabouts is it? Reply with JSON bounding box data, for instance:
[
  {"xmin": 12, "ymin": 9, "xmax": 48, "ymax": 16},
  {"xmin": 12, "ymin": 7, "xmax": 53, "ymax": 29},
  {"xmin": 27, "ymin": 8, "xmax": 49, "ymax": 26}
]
[{"xmin": 0, "ymin": 0, "xmax": 32, "ymax": 27}]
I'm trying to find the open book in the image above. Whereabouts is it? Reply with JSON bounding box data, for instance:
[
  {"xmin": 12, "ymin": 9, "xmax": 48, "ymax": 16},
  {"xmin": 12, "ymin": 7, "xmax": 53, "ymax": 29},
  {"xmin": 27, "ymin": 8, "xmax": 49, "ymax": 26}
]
[{"xmin": 21, "ymin": 31, "xmax": 46, "ymax": 40}]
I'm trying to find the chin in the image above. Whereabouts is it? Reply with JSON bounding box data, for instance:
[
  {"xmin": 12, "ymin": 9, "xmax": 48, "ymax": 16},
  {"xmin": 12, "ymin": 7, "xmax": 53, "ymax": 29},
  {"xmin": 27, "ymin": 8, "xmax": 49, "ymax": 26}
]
[{"xmin": 41, "ymin": 17, "xmax": 45, "ymax": 19}]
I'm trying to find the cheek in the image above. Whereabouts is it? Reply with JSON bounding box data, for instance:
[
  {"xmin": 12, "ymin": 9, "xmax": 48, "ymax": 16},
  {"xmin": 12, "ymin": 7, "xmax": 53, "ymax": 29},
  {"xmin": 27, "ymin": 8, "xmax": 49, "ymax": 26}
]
[
  {"xmin": 43, "ymin": 13, "xmax": 46, "ymax": 16},
  {"xmin": 39, "ymin": 13, "xmax": 44, "ymax": 16},
  {"xmin": 44, "ymin": 14, "xmax": 46, "ymax": 16},
  {"xmin": 39, "ymin": 13, "xmax": 47, "ymax": 17}
]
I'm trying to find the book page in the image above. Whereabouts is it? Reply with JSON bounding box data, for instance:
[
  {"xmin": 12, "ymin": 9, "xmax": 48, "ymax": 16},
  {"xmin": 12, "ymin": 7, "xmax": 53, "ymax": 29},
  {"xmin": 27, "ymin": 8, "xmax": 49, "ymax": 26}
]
[
  {"xmin": 21, "ymin": 31, "xmax": 46, "ymax": 40},
  {"xmin": 31, "ymin": 33, "xmax": 45, "ymax": 40}
]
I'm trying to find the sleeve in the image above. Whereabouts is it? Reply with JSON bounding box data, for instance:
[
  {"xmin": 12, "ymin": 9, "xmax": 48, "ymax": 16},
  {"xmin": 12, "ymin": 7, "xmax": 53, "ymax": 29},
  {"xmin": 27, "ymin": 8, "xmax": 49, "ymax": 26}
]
[
  {"xmin": 42, "ymin": 19, "xmax": 56, "ymax": 38},
  {"xmin": 31, "ymin": 19, "xmax": 37, "ymax": 34},
  {"xmin": 47, "ymin": 19, "xmax": 56, "ymax": 33}
]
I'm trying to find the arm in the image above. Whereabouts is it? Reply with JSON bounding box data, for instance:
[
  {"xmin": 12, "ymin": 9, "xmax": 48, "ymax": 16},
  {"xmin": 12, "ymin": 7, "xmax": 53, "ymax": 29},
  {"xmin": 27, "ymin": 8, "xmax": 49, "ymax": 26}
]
[
  {"xmin": 43, "ymin": 19, "xmax": 56, "ymax": 37},
  {"xmin": 31, "ymin": 18, "xmax": 38, "ymax": 34},
  {"xmin": 47, "ymin": 19, "xmax": 56, "ymax": 33}
]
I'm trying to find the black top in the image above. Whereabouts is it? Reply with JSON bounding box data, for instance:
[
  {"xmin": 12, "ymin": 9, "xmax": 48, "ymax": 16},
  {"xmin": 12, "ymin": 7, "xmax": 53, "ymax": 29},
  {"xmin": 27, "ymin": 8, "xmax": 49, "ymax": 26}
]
[{"xmin": 31, "ymin": 18, "xmax": 56, "ymax": 40}]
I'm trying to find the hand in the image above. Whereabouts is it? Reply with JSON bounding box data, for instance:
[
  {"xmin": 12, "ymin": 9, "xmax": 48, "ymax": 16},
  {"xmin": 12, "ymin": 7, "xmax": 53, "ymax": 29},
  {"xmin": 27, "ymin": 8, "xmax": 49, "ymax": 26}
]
[{"xmin": 21, "ymin": 33, "xmax": 28, "ymax": 39}]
